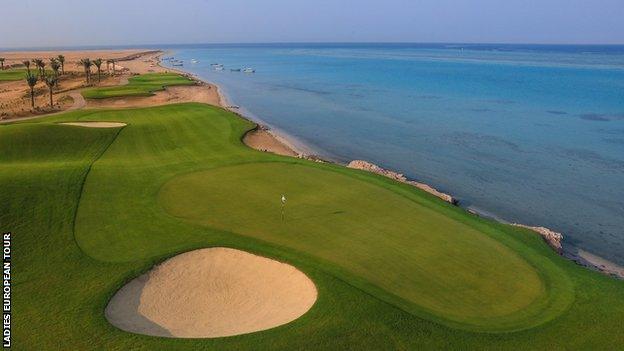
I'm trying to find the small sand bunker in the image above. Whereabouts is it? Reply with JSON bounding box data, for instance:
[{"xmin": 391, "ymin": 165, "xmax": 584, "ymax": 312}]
[
  {"xmin": 60, "ymin": 122, "xmax": 126, "ymax": 128},
  {"xmin": 105, "ymin": 248, "xmax": 317, "ymax": 338}
]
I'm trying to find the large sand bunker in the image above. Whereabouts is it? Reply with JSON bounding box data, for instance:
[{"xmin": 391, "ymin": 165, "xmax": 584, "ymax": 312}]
[
  {"xmin": 60, "ymin": 122, "xmax": 126, "ymax": 128},
  {"xmin": 105, "ymin": 248, "xmax": 317, "ymax": 338}
]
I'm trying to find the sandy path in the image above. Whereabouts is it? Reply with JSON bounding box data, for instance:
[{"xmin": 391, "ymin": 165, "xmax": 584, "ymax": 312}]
[
  {"xmin": 106, "ymin": 248, "xmax": 317, "ymax": 338},
  {"xmin": 0, "ymin": 91, "xmax": 85, "ymax": 124},
  {"xmin": 66, "ymin": 91, "xmax": 86, "ymax": 111}
]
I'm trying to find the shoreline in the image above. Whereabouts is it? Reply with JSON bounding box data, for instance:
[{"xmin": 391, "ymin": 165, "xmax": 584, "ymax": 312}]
[
  {"xmin": 156, "ymin": 53, "xmax": 624, "ymax": 280},
  {"xmin": 6, "ymin": 47, "xmax": 618, "ymax": 280},
  {"xmin": 157, "ymin": 52, "xmax": 313, "ymax": 158}
]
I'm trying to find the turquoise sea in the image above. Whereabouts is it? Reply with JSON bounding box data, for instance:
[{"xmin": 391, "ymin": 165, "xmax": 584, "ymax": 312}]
[{"xmin": 162, "ymin": 43, "xmax": 624, "ymax": 266}]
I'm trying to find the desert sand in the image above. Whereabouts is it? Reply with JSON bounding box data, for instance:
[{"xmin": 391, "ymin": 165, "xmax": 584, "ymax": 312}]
[
  {"xmin": 105, "ymin": 247, "xmax": 317, "ymax": 338},
  {"xmin": 0, "ymin": 49, "xmax": 147, "ymax": 67},
  {"xmin": 0, "ymin": 49, "xmax": 153, "ymax": 119}
]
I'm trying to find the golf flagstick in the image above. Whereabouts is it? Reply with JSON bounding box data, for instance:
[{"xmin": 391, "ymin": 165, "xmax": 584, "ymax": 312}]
[{"xmin": 281, "ymin": 194, "xmax": 287, "ymax": 221}]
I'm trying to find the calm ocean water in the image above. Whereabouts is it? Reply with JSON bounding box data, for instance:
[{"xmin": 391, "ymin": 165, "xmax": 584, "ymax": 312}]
[{"xmin": 162, "ymin": 43, "xmax": 624, "ymax": 266}]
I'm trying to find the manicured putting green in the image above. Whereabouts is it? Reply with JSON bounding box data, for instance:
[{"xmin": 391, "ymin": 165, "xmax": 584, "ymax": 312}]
[
  {"xmin": 81, "ymin": 72, "xmax": 194, "ymax": 99},
  {"xmin": 159, "ymin": 162, "xmax": 562, "ymax": 330}
]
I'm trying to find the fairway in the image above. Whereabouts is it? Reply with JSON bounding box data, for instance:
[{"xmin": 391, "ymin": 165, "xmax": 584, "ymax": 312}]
[
  {"xmin": 81, "ymin": 72, "xmax": 194, "ymax": 99},
  {"xmin": 0, "ymin": 68, "xmax": 30, "ymax": 81},
  {"xmin": 4, "ymin": 102, "xmax": 624, "ymax": 350}
]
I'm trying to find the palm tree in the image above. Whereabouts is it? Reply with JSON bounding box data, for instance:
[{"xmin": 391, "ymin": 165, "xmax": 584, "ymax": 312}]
[
  {"xmin": 78, "ymin": 58, "xmax": 92, "ymax": 84},
  {"xmin": 93, "ymin": 58, "xmax": 103, "ymax": 83},
  {"xmin": 22, "ymin": 60, "xmax": 31, "ymax": 74},
  {"xmin": 57, "ymin": 55, "xmax": 65, "ymax": 74},
  {"xmin": 0, "ymin": 58, "xmax": 5, "ymax": 70},
  {"xmin": 44, "ymin": 74, "xmax": 58, "ymax": 107},
  {"xmin": 32, "ymin": 59, "xmax": 45, "ymax": 77},
  {"xmin": 26, "ymin": 73, "xmax": 38, "ymax": 108},
  {"xmin": 50, "ymin": 59, "xmax": 61, "ymax": 77}
]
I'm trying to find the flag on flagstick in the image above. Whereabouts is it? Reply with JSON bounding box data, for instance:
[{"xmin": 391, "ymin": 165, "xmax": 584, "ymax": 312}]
[{"xmin": 281, "ymin": 194, "xmax": 287, "ymax": 221}]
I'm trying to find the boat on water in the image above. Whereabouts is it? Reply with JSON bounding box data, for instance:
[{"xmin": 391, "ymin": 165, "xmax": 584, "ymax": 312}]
[
  {"xmin": 210, "ymin": 63, "xmax": 221, "ymax": 66},
  {"xmin": 243, "ymin": 68, "xmax": 255, "ymax": 73},
  {"xmin": 214, "ymin": 65, "xmax": 224, "ymax": 71},
  {"xmin": 191, "ymin": 59, "xmax": 199, "ymax": 64},
  {"xmin": 230, "ymin": 68, "xmax": 241, "ymax": 72},
  {"xmin": 172, "ymin": 63, "xmax": 183, "ymax": 67}
]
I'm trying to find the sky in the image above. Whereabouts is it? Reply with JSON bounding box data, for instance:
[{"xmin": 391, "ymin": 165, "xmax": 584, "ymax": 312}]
[{"xmin": 2, "ymin": 0, "xmax": 623, "ymax": 48}]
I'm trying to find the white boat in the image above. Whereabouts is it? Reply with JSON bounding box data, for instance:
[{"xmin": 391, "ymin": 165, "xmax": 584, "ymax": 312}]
[
  {"xmin": 191, "ymin": 59, "xmax": 198, "ymax": 64},
  {"xmin": 214, "ymin": 65, "xmax": 224, "ymax": 71},
  {"xmin": 243, "ymin": 67, "xmax": 255, "ymax": 73}
]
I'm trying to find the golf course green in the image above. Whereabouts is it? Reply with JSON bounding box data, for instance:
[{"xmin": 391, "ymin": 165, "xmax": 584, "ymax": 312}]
[
  {"xmin": 81, "ymin": 72, "xmax": 194, "ymax": 99},
  {"xmin": 4, "ymin": 102, "xmax": 624, "ymax": 349}
]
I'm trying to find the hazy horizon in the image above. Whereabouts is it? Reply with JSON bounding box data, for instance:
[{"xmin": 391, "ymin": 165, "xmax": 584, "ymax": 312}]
[
  {"xmin": 3, "ymin": 41, "xmax": 624, "ymax": 52},
  {"xmin": 2, "ymin": 0, "xmax": 623, "ymax": 49}
]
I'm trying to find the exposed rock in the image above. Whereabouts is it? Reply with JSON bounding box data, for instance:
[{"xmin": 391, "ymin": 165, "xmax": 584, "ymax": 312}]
[
  {"xmin": 347, "ymin": 160, "xmax": 457, "ymax": 205},
  {"xmin": 511, "ymin": 223, "xmax": 563, "ymax": 253}
]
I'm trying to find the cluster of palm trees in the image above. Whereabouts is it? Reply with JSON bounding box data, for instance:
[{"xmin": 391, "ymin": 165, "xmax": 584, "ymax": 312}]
[
  {"xmin": 77, "ymin": 57, "xmax": 115, "ymax": 84},
  {"xmin": 78, "ymin": 58, "xmax": 102, "ymax": 84},
  {"xmin": 22, "ymin": 54, "xmax": 116, "ymax": 110},
  {"xmin": 24, "ymin": 55, "xmax": 66, "ymax": 109}
]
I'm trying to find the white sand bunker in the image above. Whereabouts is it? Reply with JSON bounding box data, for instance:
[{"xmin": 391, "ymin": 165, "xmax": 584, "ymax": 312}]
[
  {"xmin": 105, "ymin": 248, "xmax": 317, "ymax": 338},
  {"xmin": 60, "ymin": 122, "xmax": 126, "ymax": 128}
]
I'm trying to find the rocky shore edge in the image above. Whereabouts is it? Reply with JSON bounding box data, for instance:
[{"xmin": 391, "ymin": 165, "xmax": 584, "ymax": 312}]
[{"xmin": 347, "ymin": 160, "xmax": 457, "ymax": 205}]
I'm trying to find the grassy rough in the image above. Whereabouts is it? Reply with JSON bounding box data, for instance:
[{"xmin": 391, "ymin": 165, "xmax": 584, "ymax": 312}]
[
  {"xmin": 2, "ymin": 103, "xmax": 623, "ymax": 350},
  {"xmin": 81, "ymin": 72, "xmax": 194, "ymax": 99}
]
